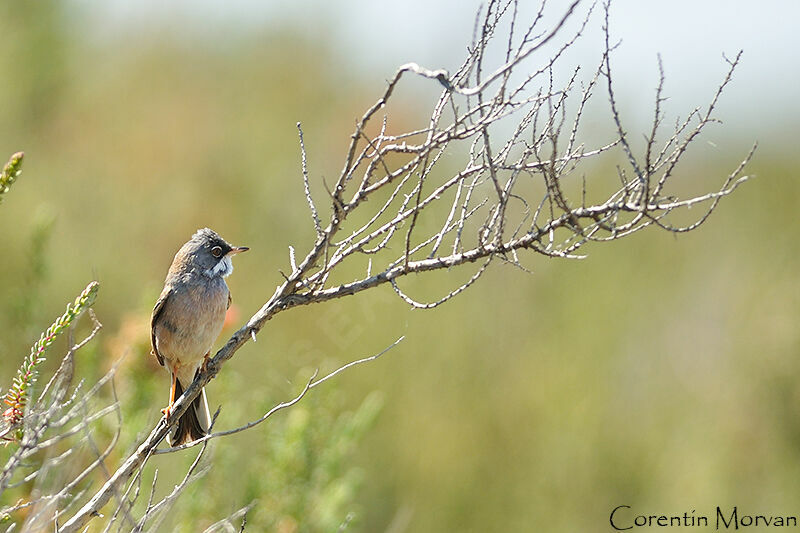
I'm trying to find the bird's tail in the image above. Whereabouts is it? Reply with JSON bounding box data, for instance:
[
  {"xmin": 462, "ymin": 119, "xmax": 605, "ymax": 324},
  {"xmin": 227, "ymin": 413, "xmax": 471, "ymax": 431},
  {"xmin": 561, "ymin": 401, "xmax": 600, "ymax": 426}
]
[{"xmin": 167, "ymin": 376, "xmax": 211, "ymax": 447}]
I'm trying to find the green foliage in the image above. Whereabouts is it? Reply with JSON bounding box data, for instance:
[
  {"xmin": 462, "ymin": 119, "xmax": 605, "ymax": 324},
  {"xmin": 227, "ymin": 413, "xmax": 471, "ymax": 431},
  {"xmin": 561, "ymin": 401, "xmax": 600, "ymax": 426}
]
[
  {"xmin": 165, "ymin": 386, "xmax": 384, "ymax": 532},
  {"xmin": 2, "ymin": 281, "xmax": 99, "ymax": 437},
  {"xmin": 0, "ymin": 151, "xmax": 23, "ymax": 204}
]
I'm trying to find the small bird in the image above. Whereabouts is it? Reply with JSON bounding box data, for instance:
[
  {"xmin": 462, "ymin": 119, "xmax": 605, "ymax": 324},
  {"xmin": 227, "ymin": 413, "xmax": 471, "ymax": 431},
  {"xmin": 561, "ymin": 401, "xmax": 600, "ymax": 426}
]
[{"xmin": 150, "ymin": 228, "xmax": 248, "ymax": 446}]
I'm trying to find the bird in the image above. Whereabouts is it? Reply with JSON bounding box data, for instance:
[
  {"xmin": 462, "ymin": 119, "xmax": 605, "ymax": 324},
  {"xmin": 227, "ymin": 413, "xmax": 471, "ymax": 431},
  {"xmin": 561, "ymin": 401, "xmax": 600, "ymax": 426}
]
[{"xmin": 150, "ymin": 228, "xmax": 248, "ymax": 446}]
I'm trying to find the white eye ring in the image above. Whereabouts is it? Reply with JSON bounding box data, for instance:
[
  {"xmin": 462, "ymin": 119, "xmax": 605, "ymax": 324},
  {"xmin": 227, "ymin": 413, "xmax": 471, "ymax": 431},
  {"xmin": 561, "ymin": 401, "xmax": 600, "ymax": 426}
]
[{"xmin": 211, "ymin": 246, "xmax": 223, "ymax": 258}]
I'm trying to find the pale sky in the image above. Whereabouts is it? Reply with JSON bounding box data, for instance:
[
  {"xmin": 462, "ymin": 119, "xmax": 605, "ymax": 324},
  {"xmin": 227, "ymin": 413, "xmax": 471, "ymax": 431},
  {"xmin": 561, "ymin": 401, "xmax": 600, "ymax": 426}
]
[{"xmin": 78, "ymin": 0, "xmax": 799, "ymax": 141}]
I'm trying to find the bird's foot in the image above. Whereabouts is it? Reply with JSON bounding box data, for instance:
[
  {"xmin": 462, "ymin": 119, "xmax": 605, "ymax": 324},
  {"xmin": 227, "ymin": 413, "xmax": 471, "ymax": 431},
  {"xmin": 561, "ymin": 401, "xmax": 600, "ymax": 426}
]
[{"xmin": 200, "ymin": 353, "xmax": 211, "ymax": 374}]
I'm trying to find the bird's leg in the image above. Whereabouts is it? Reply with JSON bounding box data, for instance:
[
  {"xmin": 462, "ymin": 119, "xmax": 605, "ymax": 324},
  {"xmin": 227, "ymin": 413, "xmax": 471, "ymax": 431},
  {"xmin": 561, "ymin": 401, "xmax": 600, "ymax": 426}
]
[{"xmin": 161, "ymin": 372, "xmax": 177, "ymax": 419}]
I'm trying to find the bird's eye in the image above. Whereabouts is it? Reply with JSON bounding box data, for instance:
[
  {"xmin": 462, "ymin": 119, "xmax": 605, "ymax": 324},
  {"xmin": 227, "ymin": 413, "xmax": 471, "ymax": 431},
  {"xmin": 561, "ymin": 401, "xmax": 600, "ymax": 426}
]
[{"xmin": 211, "ymin": 246, "xmax": 223, "ymax": 258}]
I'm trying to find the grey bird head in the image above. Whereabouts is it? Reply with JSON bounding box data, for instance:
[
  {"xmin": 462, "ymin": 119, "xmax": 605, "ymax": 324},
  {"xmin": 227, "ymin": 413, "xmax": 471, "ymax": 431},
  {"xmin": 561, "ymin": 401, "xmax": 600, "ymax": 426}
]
[{"xmin": 172, "ymin": 228, "xmax": 249, "ymax": 278}]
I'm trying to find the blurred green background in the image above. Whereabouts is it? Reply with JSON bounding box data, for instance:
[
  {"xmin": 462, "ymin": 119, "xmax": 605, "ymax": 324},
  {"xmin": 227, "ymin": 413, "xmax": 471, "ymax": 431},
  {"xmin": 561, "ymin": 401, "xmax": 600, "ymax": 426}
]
[{"xmin": 1, "ymin": 1, "xmax": 798, "ymax": 531}]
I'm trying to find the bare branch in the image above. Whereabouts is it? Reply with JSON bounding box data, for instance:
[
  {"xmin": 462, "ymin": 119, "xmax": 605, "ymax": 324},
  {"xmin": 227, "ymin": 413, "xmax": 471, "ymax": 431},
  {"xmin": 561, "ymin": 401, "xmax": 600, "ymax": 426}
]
[{"xmin": 297, "ymin": 121, "xmax": 322, "ymax": 237}]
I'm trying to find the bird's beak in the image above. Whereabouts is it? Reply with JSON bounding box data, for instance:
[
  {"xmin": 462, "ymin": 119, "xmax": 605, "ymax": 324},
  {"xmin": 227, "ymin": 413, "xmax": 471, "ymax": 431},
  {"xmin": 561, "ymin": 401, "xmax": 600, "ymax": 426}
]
[{"xmin": 228, "ymin": 246, "xmax": 249, "ymax": 255}]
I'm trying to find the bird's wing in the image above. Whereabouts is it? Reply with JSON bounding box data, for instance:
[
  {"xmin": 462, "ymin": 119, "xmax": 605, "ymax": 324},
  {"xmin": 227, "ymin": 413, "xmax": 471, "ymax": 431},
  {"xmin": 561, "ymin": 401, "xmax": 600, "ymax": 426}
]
[{"xmin": 150, "ymin": 287, "xmax": 172, "ymax": 366}]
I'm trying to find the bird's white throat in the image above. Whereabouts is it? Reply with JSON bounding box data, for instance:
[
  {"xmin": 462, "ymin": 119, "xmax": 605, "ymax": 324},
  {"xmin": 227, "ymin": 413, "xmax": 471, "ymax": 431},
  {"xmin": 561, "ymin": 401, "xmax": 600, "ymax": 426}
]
[{"xmin": 205, "ymin": 255, "xmax": 233, "ymax": 278}]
